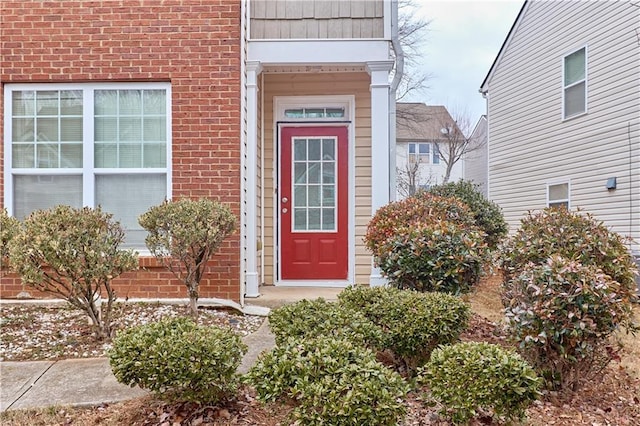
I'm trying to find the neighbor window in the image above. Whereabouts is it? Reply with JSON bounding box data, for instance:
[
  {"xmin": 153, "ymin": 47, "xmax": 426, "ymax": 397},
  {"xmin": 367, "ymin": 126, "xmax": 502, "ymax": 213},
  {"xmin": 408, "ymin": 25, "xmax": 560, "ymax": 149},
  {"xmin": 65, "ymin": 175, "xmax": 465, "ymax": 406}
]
[
  {"xmin": 408, "ymin": 143, "xmax": 431, "ymax": 164},
  {"xmin": 547, "ymin": 182, "xmax": 570, "ymax": 209},
  {"xmin": 5, "ymin": 83, "xmax": 171, "ymax": 249},
  {"xmin": 563, "ymin": 47, "xmax": 587, "ymax": 118}
]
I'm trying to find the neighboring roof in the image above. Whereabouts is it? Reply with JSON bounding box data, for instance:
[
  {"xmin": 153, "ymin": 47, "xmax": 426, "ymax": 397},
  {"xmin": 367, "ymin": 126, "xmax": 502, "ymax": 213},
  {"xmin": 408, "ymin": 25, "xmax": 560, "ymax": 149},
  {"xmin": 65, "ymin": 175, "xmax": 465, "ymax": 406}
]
[
  {"xmin": 396, "ymin": 102, "xmax": 456, "ymax": 140},
  {"xmin": 470, "ymin": 115, "xmax": 487, "ymax": 139},
  {"xmin": 479, "ymin": 1, "xmax": 528, "ymax": 93}
]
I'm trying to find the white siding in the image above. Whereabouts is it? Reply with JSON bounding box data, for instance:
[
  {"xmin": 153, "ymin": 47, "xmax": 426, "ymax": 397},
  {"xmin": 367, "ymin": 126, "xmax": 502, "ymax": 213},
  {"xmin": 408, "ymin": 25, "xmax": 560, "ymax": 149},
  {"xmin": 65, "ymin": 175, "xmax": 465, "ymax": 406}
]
[
  {"xmin": 485, "ymin": 1, "xmax": 640, "ymax": 248},
  {"xmin": 395, "ymin": 141, "xmax": 463, "ymax": 199}
]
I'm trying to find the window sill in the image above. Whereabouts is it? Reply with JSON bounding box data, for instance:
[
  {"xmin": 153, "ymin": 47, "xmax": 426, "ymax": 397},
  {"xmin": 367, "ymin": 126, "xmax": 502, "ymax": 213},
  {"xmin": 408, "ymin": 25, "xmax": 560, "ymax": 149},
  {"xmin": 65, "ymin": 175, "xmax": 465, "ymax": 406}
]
[{"xmin": 562, "ymin": 111, "xmax": 588, "ymax": 122}]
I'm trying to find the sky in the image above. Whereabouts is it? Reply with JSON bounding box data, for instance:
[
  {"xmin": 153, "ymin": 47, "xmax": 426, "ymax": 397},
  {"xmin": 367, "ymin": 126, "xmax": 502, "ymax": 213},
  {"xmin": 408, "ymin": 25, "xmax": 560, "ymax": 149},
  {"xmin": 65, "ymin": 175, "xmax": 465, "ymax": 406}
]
[{"xmin": 405, "ymin": 0, "xmax": 525, "ymax": 127}]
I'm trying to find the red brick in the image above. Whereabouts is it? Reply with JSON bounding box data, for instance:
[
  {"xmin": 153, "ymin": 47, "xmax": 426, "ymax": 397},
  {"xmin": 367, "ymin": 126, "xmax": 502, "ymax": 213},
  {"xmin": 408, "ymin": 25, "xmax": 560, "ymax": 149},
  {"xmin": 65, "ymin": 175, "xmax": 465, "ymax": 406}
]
[{"xmin": 0, "ymin": 0, "xmax": 241, "ymax": 301}]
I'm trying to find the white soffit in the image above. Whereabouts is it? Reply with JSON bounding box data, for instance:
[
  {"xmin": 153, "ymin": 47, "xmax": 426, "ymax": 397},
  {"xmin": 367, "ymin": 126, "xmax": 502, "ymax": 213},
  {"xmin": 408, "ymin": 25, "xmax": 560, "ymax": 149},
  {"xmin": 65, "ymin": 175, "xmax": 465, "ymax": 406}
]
[{"xmin": 248, "ymin": 40, "xmax": 390, "ymax": 65}]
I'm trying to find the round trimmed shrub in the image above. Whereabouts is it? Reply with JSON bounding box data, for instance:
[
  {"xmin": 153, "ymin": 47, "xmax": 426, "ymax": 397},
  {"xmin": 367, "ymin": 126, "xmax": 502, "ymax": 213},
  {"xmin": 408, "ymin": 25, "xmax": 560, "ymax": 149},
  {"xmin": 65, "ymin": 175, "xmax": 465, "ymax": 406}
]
[
  {"xmin": 268, "ymin": 298, "xmax": 384, "ymax": 349},
  {"xmin": 365, "ymin": 192, "xmax": 477, "ymax": 260},
  {"xmin": 109, "ymin": 317, "xmax": 247, "ymax": 403},
  {"xmin": 503, "ymin": 256, "xmax": 637, "ymax": 390},
  {"xmin": 429, "ymin": 180, "xmax": 508, "ymax": 249},
  {"xmin": 500, "ymin": 207, "xmax": 637, "ymax": 290},
  {"xmin": 419, "ymin": 342, "xmax": 541, "ymax": 425},
  {"xmin": 245, "ymin": 336, "xmax": 409, "ymax": 426},
  {"xmin": 338, "ymin": 286, "xmax": 471, "ymax": 371},
  {"xmin": 378, "ymin": 219, "xmax": 488, "ymax": 293},
  {"xmin": 365, "ymin": 193, "xmax": 490, "ymax": 293}
]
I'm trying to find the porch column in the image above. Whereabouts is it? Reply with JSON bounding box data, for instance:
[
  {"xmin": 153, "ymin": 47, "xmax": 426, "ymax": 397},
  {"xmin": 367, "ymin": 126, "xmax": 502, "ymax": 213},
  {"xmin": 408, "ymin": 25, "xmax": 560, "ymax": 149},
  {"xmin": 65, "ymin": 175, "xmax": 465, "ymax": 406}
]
[
  {"xmin": 366, "ymin": 60, "xmax": 394, "ymax": 287},
  {"xmin": 245, "ymin": 61, "xmax": 262, "ymax": 298}
]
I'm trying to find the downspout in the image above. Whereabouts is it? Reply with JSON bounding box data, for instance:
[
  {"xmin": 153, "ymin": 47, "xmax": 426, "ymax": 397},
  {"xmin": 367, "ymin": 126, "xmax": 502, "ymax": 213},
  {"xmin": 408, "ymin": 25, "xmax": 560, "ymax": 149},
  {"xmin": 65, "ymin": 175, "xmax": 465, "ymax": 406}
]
[{"xmin": 389, "ymin": 0, "xmax": 404, "ymax": 202}]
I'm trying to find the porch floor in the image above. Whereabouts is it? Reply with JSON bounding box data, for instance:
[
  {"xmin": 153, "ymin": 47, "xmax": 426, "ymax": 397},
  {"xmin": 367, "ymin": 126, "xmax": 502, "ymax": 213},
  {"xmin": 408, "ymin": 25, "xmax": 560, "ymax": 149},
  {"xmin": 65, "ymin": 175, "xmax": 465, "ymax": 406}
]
[{"xmin": 245, "ymin": 285, "xmax": 342, "ymax": 309}]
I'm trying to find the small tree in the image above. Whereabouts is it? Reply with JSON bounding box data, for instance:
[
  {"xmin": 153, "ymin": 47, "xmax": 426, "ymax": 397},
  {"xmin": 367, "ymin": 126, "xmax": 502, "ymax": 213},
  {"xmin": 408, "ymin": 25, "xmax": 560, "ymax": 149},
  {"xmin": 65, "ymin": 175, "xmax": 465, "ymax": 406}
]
[
  {"xmin": 433, "ymin": 107, "xmax": 482, "ymax": 184},
  {"xmin": 139, "ymin": 198, "xmax": 237, "ymax": 317},
  {"xmin": 8, "ymin": 206, "xmax": 138, "ymax": 340}
]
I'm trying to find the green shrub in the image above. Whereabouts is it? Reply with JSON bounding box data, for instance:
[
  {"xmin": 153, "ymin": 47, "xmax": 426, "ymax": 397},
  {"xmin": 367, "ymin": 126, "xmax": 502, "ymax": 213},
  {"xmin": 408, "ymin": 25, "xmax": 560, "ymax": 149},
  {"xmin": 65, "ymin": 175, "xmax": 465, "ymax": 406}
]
[
  {"xmin": 8, "ymin": 206, "xmax": 138, "ymax": 340},
  {"xmin": 245, "ymin": 336, "xmax": 409, "ymax": 426},
  {"xmin": 380, "ymin": 219, "xmax": 488, "ymax": 293},
  {"xmin": 429, "ymin": 180, "xmax": 508, "ymax": 249},
  {"xmin": 503, "ymin": 256, "xmax": 637, "ymax": 390},
  {"xmin": 365, "ymin": 193, "xmax": 489, "ymax": 293},
  {"xmin": 0, "ymin": 208, "xmax": 20, "ymax": 268},
  {"xmin": 139, "ymin": 198, "xmax": 237, "ymax": 317},
  {"xmin": 420, "ymin": 342, "xmax": 541, "ymax": 424},
  {"xmin": 109, "ymin": 317, "xmax": 246, "ymax": 403},
  {"xmin": 338, "ymin": 286, "xmax": 471, "ymax": 371},
  {"xmin": 364, "ymin": 192, "xmax": 476, "ymax": 260},
  {"xmin": 500, "ymin": 207, "xmax": 637, "ymax": 290},
  {"xmin": 268, "ymin": 298, "xmax": 384, "ymax": 349}
]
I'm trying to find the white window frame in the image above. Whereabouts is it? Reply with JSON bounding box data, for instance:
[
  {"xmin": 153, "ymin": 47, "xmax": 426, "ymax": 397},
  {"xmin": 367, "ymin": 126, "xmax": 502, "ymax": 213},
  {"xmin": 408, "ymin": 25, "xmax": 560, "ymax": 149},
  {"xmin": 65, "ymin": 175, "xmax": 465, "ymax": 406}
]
[
  {"xmin": 562, "ymin": 45, "xmax": 588, "ymax": 120},
  {"xmin": 408, "ymin": 142, "xmax": 431, "ymax": 164},
  {"xmin": 4, "ymin": 82, "xmax": 172, "ymax": 250},
  {"xmin": 547, "ymin": 180, "xmax": 571, "ymax": 209}
]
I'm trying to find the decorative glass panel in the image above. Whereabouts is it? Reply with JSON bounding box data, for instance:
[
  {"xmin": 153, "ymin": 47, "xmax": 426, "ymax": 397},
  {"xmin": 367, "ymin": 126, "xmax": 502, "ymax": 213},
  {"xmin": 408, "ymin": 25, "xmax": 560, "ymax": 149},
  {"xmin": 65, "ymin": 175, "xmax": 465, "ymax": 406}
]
[
  {"xmin": 294, "ymin": 208, "xmax": 307, "ymax": 229},
  {"xmin": 308, "ymin": 208, "xmax": 321, "ymax": 230},
  {"xmin": 291, "ymin": 136, "xmax": 337, "ymax": 231},
  {"xmin": 294, "ymin": 139, "xmax": 306, "ymax": 161},
  {"xmin": 308, "ymin": 139, "xmax": 321, "ymax": 161},
  {"xmin": 294, "ymin": 185, "xmax": 306, "ymax": 207}
]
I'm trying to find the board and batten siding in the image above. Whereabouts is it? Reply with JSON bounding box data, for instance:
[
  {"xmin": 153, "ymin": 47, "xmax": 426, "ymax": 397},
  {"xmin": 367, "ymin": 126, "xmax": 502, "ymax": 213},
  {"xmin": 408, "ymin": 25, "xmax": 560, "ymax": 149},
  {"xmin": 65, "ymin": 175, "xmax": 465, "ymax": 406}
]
[
  {"xmin": 260, "ymin": 72, "xmax": 372, "ymax": 285},
  {"xmin": 486, "ymin": 1, "xmax": 639, "ymax": 246},
  {"xmin": 250, "ymin": 0, "xmax": 383, "ymax": 39}
]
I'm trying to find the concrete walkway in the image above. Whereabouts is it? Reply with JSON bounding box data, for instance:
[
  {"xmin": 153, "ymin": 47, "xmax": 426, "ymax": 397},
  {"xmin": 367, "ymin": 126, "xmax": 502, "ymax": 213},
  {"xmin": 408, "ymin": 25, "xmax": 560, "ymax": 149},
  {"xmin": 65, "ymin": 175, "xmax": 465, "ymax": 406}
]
[{"xmin": 0, "ymin": 286, "xmax": 342, "ymax": 412}]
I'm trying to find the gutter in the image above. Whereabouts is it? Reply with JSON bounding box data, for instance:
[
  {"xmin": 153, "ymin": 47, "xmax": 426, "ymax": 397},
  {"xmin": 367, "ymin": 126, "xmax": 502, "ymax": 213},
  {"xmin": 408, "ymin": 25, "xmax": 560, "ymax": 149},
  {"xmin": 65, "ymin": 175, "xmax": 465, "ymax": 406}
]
[{"xmin": 389, "ymin": 0, "xmax": 404, "ymax": 201}]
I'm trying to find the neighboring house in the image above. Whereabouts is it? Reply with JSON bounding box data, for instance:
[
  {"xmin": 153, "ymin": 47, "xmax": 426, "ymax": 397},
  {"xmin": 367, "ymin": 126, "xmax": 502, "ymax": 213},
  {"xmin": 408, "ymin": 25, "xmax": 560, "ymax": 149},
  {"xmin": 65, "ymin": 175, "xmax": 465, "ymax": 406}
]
[
  {"xmin": 395, "ymin": 102, "xmax": 463, "ymax": 199},
  {"xmin": 1, "ymin": 0, "xmax": 400, "ymax": 302},
  {"xmin": 480, "ymin": 1, "xmax": 639, "ymax": 254},
  {"xmin": 463, "ymin": 115, "xmax": 488, "ymax": 198}
]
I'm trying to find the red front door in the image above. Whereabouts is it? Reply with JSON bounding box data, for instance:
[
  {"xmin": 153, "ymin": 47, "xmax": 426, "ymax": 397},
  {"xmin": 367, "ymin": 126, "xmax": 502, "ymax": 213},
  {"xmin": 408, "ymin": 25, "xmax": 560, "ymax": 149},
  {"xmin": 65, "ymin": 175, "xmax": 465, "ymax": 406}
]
[{"xmin": 280, "ymin": 126, "xmax": 348, "ymax": 280}]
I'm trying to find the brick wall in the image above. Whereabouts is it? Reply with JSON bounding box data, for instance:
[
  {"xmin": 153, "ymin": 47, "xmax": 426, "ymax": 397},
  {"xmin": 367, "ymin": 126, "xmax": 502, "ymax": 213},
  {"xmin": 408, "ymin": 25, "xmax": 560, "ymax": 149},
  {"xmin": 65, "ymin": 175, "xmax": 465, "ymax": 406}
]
[{"xmin": 0, "ymin": 0, "xmax": 242, "ymax": 301}]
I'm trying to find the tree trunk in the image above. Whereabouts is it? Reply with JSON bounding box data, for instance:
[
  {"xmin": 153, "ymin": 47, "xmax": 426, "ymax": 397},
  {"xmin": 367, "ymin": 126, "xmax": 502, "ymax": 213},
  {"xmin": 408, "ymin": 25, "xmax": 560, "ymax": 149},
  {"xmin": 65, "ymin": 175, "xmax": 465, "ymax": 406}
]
[{"xmin": 188, "ymin": 282, "xmax": 199, "ymax": 318}]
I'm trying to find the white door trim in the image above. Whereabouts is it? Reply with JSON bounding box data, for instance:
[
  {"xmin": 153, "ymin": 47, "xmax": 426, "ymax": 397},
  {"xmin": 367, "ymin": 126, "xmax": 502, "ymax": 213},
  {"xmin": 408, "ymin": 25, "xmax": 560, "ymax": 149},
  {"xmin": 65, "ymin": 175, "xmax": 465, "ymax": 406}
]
[{"xmin": 273, "ymin": 95, "xmax": 356, "ymax": 287}]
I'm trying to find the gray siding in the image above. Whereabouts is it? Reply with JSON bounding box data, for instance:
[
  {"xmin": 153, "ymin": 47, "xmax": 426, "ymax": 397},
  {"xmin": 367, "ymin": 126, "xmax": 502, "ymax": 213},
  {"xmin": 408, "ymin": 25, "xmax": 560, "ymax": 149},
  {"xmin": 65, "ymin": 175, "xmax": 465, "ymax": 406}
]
[
  {"xmin": 485, "ymin": 1, "xmax": 639, "ymax": 246},
  {"xmin": 464, "ymin": 116, "xmax": 488, "ymax": 197},
  {"xmin": 250, "ymin": 0, "xmax": 384, "ymax": 39}
]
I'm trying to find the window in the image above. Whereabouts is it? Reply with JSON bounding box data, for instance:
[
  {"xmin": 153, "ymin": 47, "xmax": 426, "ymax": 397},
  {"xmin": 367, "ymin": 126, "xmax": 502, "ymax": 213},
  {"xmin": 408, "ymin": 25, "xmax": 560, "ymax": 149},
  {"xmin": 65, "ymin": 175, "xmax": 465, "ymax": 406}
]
[
  {"xmin": 563, "ymin": 47, "xmax": 587, "ymax": 118},
  {"xmin": 548, "ymin": 182, "xmax": 570, "ymax": 209},
  {"xmin": 408, "ymin": 142, "xmax": 430, "ymax": 164},
  {"xmin": 432, "ymin": 144, "xmax": 440, "ymax": 164},
  {"xmin": 284, "ymin": 107, "xmax": 345, "ymax": 119},
  {"xmin": 5, "ymin": 83, "xmax": 171, "ymax": 249}
]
